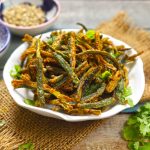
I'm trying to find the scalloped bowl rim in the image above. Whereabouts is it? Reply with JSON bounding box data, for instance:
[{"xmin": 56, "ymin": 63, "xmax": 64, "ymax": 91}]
[
  {"xmin": 0, "ymin": 23, "xmax": 11, "ymax": 53},
  {"xmin": 0, "ymin": 0, "xmax": 61, "ymax": 30},
  {"xmin": 3, "ymin": 29, "xmax": 145, "ymax": 122}
]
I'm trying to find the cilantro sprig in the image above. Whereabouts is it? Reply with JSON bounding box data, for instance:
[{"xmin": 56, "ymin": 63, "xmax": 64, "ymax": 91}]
[
  {"xmin": 122, "ymin": 103, "xmax": 150, "ymax": 150},
  {"xmin": 10, "ymin": 65, "xmax": 22, "ymax": 79},
  {"xmin": 18, "ymin": 141, "xmax": 34, "ymax": 150}
]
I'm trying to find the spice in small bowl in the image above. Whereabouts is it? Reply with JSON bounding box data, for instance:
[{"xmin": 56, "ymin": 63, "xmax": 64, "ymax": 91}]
[{"xmin": 2, "ymin": 3, "xmax": 46, "ymax": 27}]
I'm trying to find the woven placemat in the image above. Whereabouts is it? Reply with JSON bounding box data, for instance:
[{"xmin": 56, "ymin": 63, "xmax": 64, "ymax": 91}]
[{"xmin": 0, "ymin": 12, "xmax": 150, "ymax": 150}]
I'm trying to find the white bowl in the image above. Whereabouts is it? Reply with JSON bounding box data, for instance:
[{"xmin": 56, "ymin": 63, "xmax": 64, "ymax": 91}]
[
  {"xmin": 0, "ymin": 0, "xmax": 60, "ymax": 36},
  {"xmin": 3, "ymin": 29, "xmax": 145, "ymax": 122},
  {"xmin": 0, "ymin": 22, "xmax": 11, "ymax": 58}
]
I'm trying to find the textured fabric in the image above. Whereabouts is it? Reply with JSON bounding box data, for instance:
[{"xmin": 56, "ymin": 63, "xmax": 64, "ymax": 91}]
[{"xmin": 0, "ymin": 12, "xmax": 150, "ymax": 150}]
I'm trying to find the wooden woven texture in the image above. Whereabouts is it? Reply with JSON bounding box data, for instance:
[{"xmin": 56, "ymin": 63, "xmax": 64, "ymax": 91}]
[{"xmin": 0, "ymin": 12, "xmax": 150, "ymax": 150}]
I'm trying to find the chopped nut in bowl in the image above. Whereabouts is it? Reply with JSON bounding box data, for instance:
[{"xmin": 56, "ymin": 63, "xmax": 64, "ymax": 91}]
[{"xmin": 0, "ymin": 0, "xmax": 60, "ymax": 36}]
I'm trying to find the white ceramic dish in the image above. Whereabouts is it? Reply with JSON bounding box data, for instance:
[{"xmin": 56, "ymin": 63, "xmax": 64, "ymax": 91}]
[
  {"xmin": 3, "ymin": 29, "xmax": 145, "ymax": 122},
  {"xmin": 0, "ymin": 0, "xmax": 60, "ymax": 36},
  {"xmin": 0, "ymin": 22, "xmax": 11, "ymax": 58}
]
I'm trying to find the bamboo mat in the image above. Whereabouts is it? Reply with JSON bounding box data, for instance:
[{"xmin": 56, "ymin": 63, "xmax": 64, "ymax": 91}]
[{"xmin": 0, "ymin": 12, "xmax": 150, "ymax": 150}]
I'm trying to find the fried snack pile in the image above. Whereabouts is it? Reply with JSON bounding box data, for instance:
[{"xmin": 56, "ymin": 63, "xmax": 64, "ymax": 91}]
[{"xmin": 11, "ymin": 28, "xmax": 143, "ymax": 115}]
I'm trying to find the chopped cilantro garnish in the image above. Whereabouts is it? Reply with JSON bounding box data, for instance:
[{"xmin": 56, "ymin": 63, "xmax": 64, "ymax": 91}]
[
  {"xmin": 100, "ymin": 70, "xmax": 112, "ymax": 80},
  {"xmin": 86, "ymin": 30, "xmax": 95, "ymax": 39},
  {"xmin": 10, "ymin": 65, "xmax": 21, "ymax": 79},
  {"xmin": 122, "ymin": 103, "xmax": 150, "ymax": 150},
  {"xmin": 24, "ymin": 99, "xmax": 35, "ymax": 106},
  {"xmin": 18, "ymin": 141, "xmax": 34, "ymax": 150}
]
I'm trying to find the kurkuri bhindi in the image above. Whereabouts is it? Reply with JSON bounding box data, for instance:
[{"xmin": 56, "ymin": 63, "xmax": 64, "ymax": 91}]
[{"xmin": 10, "ymin": 27, "xmax": 143, "ymax": 115}]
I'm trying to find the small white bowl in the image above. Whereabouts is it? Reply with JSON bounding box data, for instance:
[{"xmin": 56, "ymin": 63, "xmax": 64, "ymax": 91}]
[
  {"xmin": 0, "ymin": 22, "xmax": 11, "ymax": 58},
  {"xmin": 0, "ymin": 0, "xmax": 60, "ymax": 36},
  {"xmin": 3, "ymin": 30, "xmax": 145, "ymax": 122}
]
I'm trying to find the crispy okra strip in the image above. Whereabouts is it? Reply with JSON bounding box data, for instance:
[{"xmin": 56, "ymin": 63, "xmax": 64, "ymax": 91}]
[
  {"xmin": 56, "ymin": 50, "xmax": 69, "ymax": 61},
  {"xmin": 21, "ymin": 49, "xmax": 53, "ymax": 62},
  {"xmin": 12, "ymin": 78, "xmax": 75, "ymax": 103},
  {"xmin": 77, "ymin": 67, "xmax": 99, "ymax": 100},
  {"xmin": 43, "ymin": 84, "xmax": 74, "ymax": 102},
  {"xmin": 54, "ymin": 61, "xmax": 89, "ymax": 88},
  {"xmin": 51, "ymin": 33, "xmax": 66, "ymax": 49},
  {"xmin": 77, "ymin": 32, "xmax": 91, "ymax": 43},
  {"xmin": 22, "ymin": 34, "xmax": 33, "ymax": 42},
  {"xmin": 114, "ymin": 79, "xmax": 126, "ymax": 104},
  {"xmin": 81, "ymin": 82, "xmax": 106, "ymax": 102},
  {"xmin": 12, "ymin": 79, "xmax": 37, "ymax": 89},
  {"xmin": 123, "ymin": 66, "xmax": 129, "ymax": 86},
  {"xmin": 68, "ymin": 32, "xmax": 76, "ymax": 69},
  {"xmin": 53, "ymin": 52, "xmax": 79, "ymax": 85},
  {"xmin": 95, "ymin": 31, "xmax": 102, "ymax": 50},
  {"xmin": 49, "ymin": 99, "xmax": 73, "ymax": 111},
  {"xmin": 21, "ymin": 48, "xmax": 35, "ymax": 61},
  {"xmin": 77, "ymin": 50, "xmax": 120, "ymax": 69},
  {"xmin": 99, "ymin": 56, "xmax": 116, "ymax": 71},
  {"xmin": 35, "ymin": 38, "xmax": 45, "ymax": 107},
  {"xmin": 78, "ymin": 40, "xmax": 93, "ymax": 50},
  {"xmin": 70, "ymin": 108, "xmax": 101, "ymax": 115},
  {"xmin": 75, "ymin": 61, "xmax": 88, "ymax": 72},
  {"xmin": 106, "ymin": 70, "xmax": 121, "ymax": 93},
  {"xmin": 60, "ymin": 45, "xmax": 68, "ymax": 51},
  {"xmin": 43, "ymin": 57, "xmax": 58, "ymax": 64},
  {"xmin": 125, "ymin": 51, "xmax": 144, "ymax": 62},
  {"xmin": 49, "ymin": 74, "xmax": 64, "ymax": 84},
  {"xmin": 78, "ymin": 97, "xmax": 115, "ymax": 109},
  {"xmin": 46, "ymin": 66, "xmax": 65, "ymax": 75},
  {"xmin": 76, "ymin": 44, "xmax": 86, "ymax": 52}
]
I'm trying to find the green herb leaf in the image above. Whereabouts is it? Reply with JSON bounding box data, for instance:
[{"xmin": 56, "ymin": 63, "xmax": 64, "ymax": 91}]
[
  {"xmin": 122, "ymin": 125, "xmax": 139, "ymax": 140},
  {"xmin": 47, "ymin": 35, "xmax": 56, "ymax": 45},
  {"xmin": 24, "ymin": 99, "xmax": 35, "ymax": 106},
  {"xmin": 139, "ymin": 143, "xmax": 150, "ymax": 150},
  {"xmin": 100, "ymin": 71, "xmax": 112, "ymax": 80},
  {"xmin": 124, "ymin": 87, "xmax": 132, "ymax": 97},
  {"xmin": 18, "ymin": 141, "xmax": 34, "ymax": 150},
  {"xmin": 86, "ymin": 30, "xmax": 95, "ymax": 39},
  {"xmin": 115, "ymin": 79, "xmax": 133, "ymax": 106},
  {"xmin": 10, "ymin": 65, "xmax": 21, "ymax": 79},
  {"xmin": 122, "ymin": 103, "xmax": 150, "ymax": 150},
  {"xmin": 128, "ymin": 141, "xmax": 139, "ymax": 150},
  {"xmin": 127, "ymin": 98, "xmax": 134, "ymax": 107},
  {"xmin": 0, "ymin": 120, "xmax": 6, "ymax": 127}
]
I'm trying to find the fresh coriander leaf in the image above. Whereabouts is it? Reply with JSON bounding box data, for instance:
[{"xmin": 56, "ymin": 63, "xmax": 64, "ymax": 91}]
[
  {"xmin": 0, "ymin": 120, "xmax": 6, "ymax": 127},
  {"xmin": 128, "ymin": 141, "xmax": 139, "ymax": 150},
  {"xmin": 18, "ymin": 141, "xmax": 34, "ymax": 150},
  {"xmin": 10, "ymin": 65, "xmax": 21, "ymax": 79},
  {"xmin": 110, "ymin": 53, "xmax": 116, "ymax": 58},
  {"xmin": 124, "ymin": 87, "xmax": 132, "ymax": 97},
  {"xmin": 127, "ymin": 98, "xmax": 134, "ymax": 107},
  {"xmin": 122, "ymin": 125, "xmax": 139, "ymax": 140},
  {"xmin": 127, "ymin": 116, "xmax": 137, "ymax": 125},
  {"xmin": 100, "ymin": 71, "xmax": 112, "ymax": 80},
  {"xmin": 122, "ymin": 103, "xmax": 150, "ymax": 150},
  {"xmin": 24, "ymin": 99, "xmax": 35, "ymax": 106},
  {"xmin": 47, "ymin": 36, "xmax": 56, "ymax": 45},
  {"xmin": 86, "ymin": 30, "xmax": 95, "ymax": 39},
  {"xmin": 15, "ymin": 65, "xmax": 21, "ymax": 73},
  {"xmin": 138, "ymin": 103, "xmax": 150, "ymax": 113},
  {"xmin": 139, "ymin": 143, "xmax": 150, "ymax": 150},
  {"xmin": 139, "ymin": 123, "xmax": 150, "ymax": 136}
]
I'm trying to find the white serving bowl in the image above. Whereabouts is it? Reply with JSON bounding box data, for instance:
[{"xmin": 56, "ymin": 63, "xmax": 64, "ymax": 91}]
[
  {"xmin": 3, "ymin": 29, "xmax": 145, "ymax": 122},
  {"xmin": 0, "ymin": 22, "xmax": 11, "ymax": 58},
  {"xmin": 0, "ymin": 0, "xmax": 60, "ymax": 36}
]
